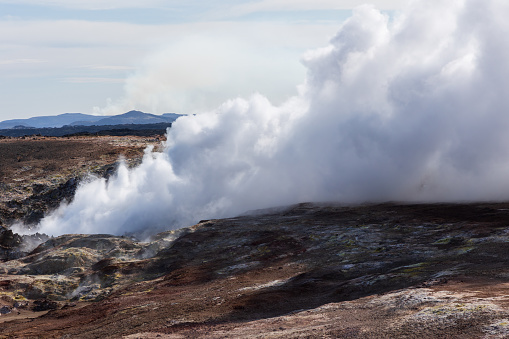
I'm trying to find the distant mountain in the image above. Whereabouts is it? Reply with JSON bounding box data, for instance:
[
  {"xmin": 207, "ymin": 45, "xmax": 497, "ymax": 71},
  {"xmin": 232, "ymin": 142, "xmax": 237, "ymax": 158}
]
[
  {"xmin": 0, "ymin": 111, "xmax": 185, "ymax": 129},
  {"xmin": 0, "ymin": 113, "xmax": 109, "ymax": 129},
  {"xmin": 71, "ymin": 111, "xmax": 183, "ymax": 126},
  {"xmin": 161, "ymin": 113, "xmax": 183, "ymax": 121}
]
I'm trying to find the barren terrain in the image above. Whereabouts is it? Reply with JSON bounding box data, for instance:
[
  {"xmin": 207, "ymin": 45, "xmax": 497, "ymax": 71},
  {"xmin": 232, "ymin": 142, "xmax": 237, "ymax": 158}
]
[
  {"xmin": 2, "ymin": 137, "xmax": 509, "ymax": 338},
  {"xmin": 0, "ymin": 135, "xmax": 163, "ymax": 227}
]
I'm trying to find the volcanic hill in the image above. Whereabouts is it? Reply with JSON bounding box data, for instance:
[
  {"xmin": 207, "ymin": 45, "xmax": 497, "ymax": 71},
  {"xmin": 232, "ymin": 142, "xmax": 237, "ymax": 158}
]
[{"xmin": 2, "ymin": 136, "xmax": 509, "ymax": 338}]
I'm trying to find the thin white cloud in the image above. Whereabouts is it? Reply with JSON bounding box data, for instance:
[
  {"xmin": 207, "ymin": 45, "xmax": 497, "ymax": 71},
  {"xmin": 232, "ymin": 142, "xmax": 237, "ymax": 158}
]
[
  {"xmin": 0, "ymin": 0, "xmax": 407, "ymax": 15},
  {"xmin": 229, "ymin": 0, "xmax": 407, "ymax": 16},
  {"xmin": 83, "ymin": 65, "xmax": 135, "ymax": 71},
  {"xmin": 62, "ymin": 77, "xmax": 125, "ymax": 83},
  {"xmin": 0, "ymin": 0, "xmax": 167, "ymax": 10},
  {"xmin": 0, "ymin": 20, "xmax": 161, "ymax": 47},
  {"xmin": 0, "ymin": 58, "xmax": 45, "ymax": 65}
]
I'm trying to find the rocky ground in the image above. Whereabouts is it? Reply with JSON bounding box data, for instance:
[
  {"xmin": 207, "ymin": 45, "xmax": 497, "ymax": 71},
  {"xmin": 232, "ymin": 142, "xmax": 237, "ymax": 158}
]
[
  {"xmin": 0, "ymin": 135, "xmax": 162, "ymax": 225},
  {"xmin": 0, "ymin": 135, "xmax": 163, "ymax": 260},
  {"xmin": 2, "ymin": 137, "xmax": 509, "ymax": 338}
]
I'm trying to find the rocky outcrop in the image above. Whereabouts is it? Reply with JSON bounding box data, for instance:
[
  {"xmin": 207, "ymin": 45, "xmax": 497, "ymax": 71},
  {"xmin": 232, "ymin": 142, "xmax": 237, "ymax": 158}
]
[
  {"xmin": 0, "ymin": 226, "xmax": 22, "ymax": 260},
  {"xmin": 0, "ymin": 136, "xmax": 163, "ymax": 231},
  {"xmin": 2, "ymin": 203, "xmax": 509, "ymax": 337},
  {"xmin": 0, "ymin": 230, "xmax": 183, "ymax": 303}
]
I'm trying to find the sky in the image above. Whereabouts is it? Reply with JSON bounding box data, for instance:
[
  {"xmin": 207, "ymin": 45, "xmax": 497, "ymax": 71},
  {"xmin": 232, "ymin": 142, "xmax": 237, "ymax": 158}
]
[{"xmin": 0, "ymin": 0, "xmax": 406, "ymax": 120}]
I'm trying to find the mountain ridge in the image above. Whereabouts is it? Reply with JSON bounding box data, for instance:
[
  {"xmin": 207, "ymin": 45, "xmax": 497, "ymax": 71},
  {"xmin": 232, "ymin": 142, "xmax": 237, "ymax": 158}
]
[
  {"xmin": 69, "ymin": 110, "xmax": 179, "ymax": 126},
  {"xmin": 0, "ymin": 111, "xmax": 184, "ymax": 129},
  {"xmin": 0, "ymin": 113, "xmax": 109, "ymax": 129}
]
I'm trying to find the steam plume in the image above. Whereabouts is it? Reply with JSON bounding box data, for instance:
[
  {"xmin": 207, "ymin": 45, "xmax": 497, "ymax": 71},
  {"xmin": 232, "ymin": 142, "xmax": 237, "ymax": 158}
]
[{"xmin": 37, "ymin": 0, "xmax": 509, "ymax": 236}]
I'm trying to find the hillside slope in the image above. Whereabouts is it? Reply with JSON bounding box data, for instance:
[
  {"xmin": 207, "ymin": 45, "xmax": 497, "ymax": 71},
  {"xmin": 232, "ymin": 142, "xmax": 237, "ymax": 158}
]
[
  {"xmin": 70, "ymin": 111, "xmax": 183, "ymax": 126},
  {"xmin": 0, "ymin": 113, "xmax": 109, "ymax": 129},
  {"xmin": 0, "ymin": 111, "xmax": 184, "ymax": 129},
  {"xmin": 0, "ymin": 136, "xmax": 164, "ymax": 228},
  {"xmin": 2, "ymin": 202, "xmax": 509, "ymax": 337}
]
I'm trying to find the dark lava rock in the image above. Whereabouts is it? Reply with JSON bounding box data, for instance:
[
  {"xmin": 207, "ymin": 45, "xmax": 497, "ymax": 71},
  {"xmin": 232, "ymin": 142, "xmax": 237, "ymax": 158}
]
[
  {"xmin": 13, "ymin": 301, "xmax": 29, "ymax": 309},
  {"xmin": 0, "ymin": 306, "xmax": 11, "ymax": 314},
  {"xmin": 38, "ymin": 177, "xmax": 79, "ymax": 208},
  {"xmin": 23, "ymin": 209, "xmax": 45, "ymax": 225},
  {"xmin": 5, "ymin": 202, "xmax": 509, "ymax": 338},
  {"xmin": 0, "ymin": 226, "xmax": 23, "ymax": 260},
  {"xmin": 32, "ymin": 299, "xmax": 58, "ymax": 312},
  {"xmin": 0, "ymin": 226, "xmax": 22, "ymax": 248},
  {"xmin": 4, "ymin": 177, "xmax": 81, "ymax": 227},
  {"xmin": 31, "ymin": 183, "xmax": 46, "ymax": 195}
]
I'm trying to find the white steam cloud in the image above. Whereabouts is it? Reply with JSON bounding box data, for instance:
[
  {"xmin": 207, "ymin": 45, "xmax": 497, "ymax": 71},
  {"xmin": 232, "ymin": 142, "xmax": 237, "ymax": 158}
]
[{"xmin": 37, "ymin": 0, "xmax": 509, "ymax": 236}]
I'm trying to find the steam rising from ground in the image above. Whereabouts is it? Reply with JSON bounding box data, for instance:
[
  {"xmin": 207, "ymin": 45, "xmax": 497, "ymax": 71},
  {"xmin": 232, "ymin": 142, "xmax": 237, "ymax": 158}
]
[{"xmin": 36, "ymin": 0, "xmax": 509, "ymax": 235}]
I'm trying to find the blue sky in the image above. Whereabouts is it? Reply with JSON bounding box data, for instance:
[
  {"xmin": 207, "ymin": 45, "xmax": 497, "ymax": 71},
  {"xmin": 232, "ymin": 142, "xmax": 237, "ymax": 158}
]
[{"xmin": 0, "ymin": 0, "xmax": 405, "ymax": 120}]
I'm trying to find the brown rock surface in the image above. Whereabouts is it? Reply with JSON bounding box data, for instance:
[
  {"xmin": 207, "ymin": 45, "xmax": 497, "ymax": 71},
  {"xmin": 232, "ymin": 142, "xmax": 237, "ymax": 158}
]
[
  {"xmin": 2, "ymin": 201, "xmax": 509, "ymax": 337},
  {"xmin": 0, "ymin": 135, "xmax": 163, "ymax": 229}
]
